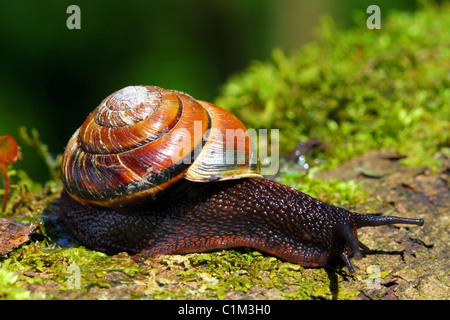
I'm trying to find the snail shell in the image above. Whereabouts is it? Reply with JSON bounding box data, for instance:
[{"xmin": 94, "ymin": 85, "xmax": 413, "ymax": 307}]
[{"xmin": 61, "ymin": 86, "xmax": 260, "ymax": 209}]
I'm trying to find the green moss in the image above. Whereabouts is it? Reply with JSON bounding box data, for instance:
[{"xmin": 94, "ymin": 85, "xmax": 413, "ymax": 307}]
[
  {"xmin": 281, "ymin": 167, "xmax": 367, "ymax": 207},
  {"xmin": 0, "ymin": 268, "xmax": 32, "ymax": 300},
  {"xmin": 1, "ymin": 244, "xmax": 150, "ymax": 298},
  {"xmin": 216, "ymin": 1, "xmax": 450, "ymax": 173},
  {"xmin": 146, "ymin": 250, "xmax": 359, "ymax": 300}
]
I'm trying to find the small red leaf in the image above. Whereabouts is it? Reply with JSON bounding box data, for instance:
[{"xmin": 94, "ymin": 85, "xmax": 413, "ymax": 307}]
[{"xmin": 0, "ymin": 136, "xmax": 22, "ymax": 212}]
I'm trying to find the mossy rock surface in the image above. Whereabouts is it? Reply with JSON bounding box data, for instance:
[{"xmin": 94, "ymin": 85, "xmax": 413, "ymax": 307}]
[{"xmin": 1, "ymin": 2, "xmax": 449, "ymax": 300}]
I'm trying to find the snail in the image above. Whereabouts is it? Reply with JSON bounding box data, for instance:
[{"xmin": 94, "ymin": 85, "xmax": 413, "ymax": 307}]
[{"xmin": 59, "ymin": 85, "xmax": 424, "ymax": 272}]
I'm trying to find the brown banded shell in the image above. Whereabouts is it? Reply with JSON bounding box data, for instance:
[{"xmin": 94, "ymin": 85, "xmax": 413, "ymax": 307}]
[{"xmin": 61, "ymin": 85, "xmax": 261, "ymax": 209}]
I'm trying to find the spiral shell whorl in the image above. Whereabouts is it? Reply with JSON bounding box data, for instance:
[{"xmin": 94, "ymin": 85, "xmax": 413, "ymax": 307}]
[
  {"xmin": 79, "ymin": 86, "xmax": 181, "ymax": 155},
  {"xmin": 95, "ymin": 86, "xmax": 162, "ymax": 128}
]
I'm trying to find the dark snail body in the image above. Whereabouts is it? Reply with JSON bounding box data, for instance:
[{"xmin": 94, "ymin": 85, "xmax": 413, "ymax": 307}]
[{"xmin": 59, "ymin": 86, "xmax": 424, "ymax": 272}]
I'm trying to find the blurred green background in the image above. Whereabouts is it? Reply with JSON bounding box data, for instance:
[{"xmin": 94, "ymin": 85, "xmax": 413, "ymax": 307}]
[{"xmin": 0, "ymin": 0, "xmax": 419, "ymax": 184}]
